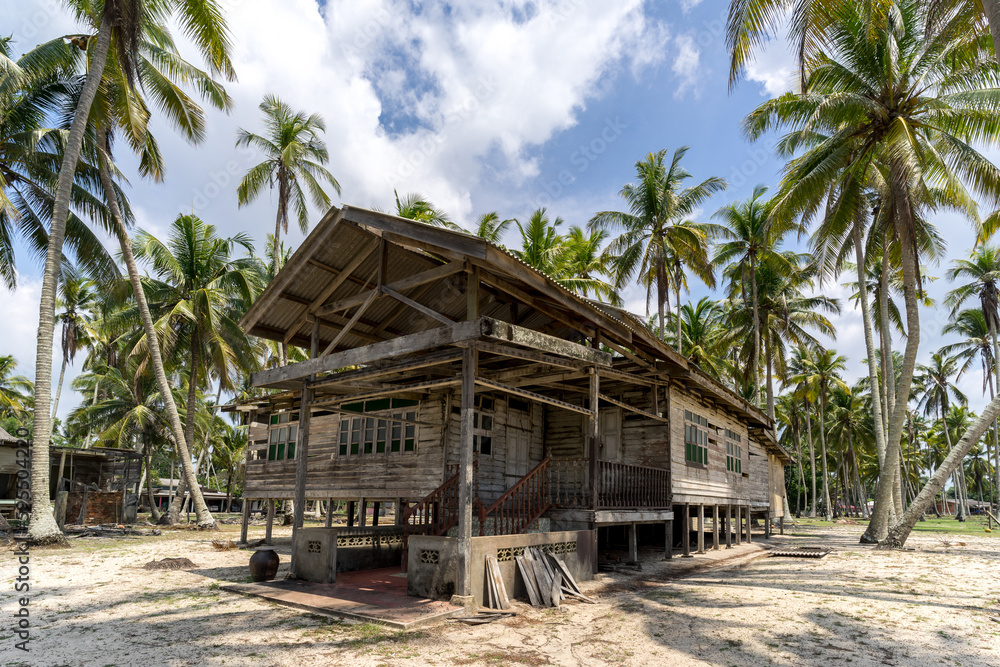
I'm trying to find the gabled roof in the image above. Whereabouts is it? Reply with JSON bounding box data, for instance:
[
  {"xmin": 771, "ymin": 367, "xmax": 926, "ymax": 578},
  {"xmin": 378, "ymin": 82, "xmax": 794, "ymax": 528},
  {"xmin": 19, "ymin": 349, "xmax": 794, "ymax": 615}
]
[
  {"xmin": 239, "ymin": 204, "xmax": 773, "ymax": 430},
  {"xmin": 0, "ymin": 426, "xmax": 18, "ymax": 443}
]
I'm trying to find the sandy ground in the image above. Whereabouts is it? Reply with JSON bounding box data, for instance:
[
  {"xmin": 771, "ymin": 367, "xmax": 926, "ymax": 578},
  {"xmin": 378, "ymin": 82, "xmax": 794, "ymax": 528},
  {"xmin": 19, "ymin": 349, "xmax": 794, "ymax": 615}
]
[{"xmin": 2, "ymin": 519, "xmax": 999, "ymax": 667}]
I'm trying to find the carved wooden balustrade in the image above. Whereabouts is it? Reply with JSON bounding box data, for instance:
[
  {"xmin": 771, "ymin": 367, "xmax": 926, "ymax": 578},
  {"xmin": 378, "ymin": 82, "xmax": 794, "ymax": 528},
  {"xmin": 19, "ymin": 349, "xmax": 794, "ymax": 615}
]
[
  {"xmin": 545, "ymin": 458, "xmax": 670, "ymax": 510},
  {"xmin": 478, "ymin": 456, "xmax": 552, "ymax": 536}
]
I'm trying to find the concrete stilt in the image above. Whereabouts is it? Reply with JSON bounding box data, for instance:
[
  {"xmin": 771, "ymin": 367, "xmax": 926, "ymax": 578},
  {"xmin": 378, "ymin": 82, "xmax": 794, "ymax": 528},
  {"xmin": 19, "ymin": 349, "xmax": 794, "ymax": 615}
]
[
  {"xmin": 682, "ymin": 504, "xmax": 692, "ymax": 557},
  {"xmin": 696, "ymin": 505, "xmax": 706, "ymax": 554},
  {"xmin": 712, "ymin": 505, "xmax": 720, "ymax": 550}
]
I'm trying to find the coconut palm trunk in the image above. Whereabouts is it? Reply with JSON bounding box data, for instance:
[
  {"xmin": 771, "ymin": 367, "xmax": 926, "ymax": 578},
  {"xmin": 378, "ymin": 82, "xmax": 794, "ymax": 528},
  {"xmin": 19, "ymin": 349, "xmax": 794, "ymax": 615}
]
[
  {"xmin": 675, "ymin": 275, "xmax": 683, "ymax": 355},
  {"xmin": 854, "ymin": 220, "xmax": 888, "ymax": 472},
  {"xmin": 143, "ymin": 436, "xmax": 161, "ymax": 523},
  {"xmin": 765, "ymin": 333, "xmax": 774, "ymax": 421},
  {"xmin": 866, "ymin": 178, "xmax": 921, "ymax": 543},
  {"xmin": 51, "ymin": 356, "xmax": 68, "ymax": 422},
  {"xmin": 796, "ymin": 421, "xmax": 806, "ymax": 514},
  {"xmin": 819, "ymin": 393, "xmax": 833, "ymax": 521},
  {"xmin": 95, "ymin": 129, "xmax": 213, "ymax": 527},
  {"xmin": 168, "ymin": 327, "xmax": 204, "ymax": 523},
  {"xmin": 750, "ymin": 254, "xmax": 761, "ymax": 407},
  {"xmin": 806, "ymin": 408, "xmax": 817, "ymax": 517},
  {"xmin": 983, "ymin": 0, "xmax": 1000, "ymax": 66},
  {"xmin": 27, "ymin": 18, "xmax": 113, "ymax": 544}
]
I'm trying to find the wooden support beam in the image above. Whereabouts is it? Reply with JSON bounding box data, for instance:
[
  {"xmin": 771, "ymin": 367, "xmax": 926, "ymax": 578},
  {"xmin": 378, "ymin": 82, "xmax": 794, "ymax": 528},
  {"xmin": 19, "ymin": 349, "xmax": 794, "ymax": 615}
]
[
  {"xmin": 481, "ymin": 319, "xmax": 612, "ymax": 366},
  {"xmin": 473, "ymin": 341, "xmax": 587, "ymax": 371},
  {"xmin": 726, "ymin": 505, "xmax": 733, "ymax": 548},
  {"xmin": 251, "ymin": 319, "xmax": 483, "ymax": 387},
  {"xmin": 240, "ymin": 499, "xmax": 250, "ymax": 543},
  {"xmin": 240, "ymin": 207, "xmax": 344, "ymax": 332},
  {"xmin": 315, "ymin": 259, "xmax": 464, "ymax": 319},
  {"xmin": 745, "ymin": 506, "xmax": 752, "ymax": 543},
  {"xmin": 628, "ymin": 523, "xmax": 638, "ymax": 563},
  {"xmin": 283, "ymin": 240, "xmax": 381, "ymax": 344},
  {"xmin": 457, "ymin": 346, "xmax": 476, "ymax": 598},
  {"xmin": 664, "ymin": 519, "xmax": 673, "ymax": 560},
  {"xmin": 309, "ymin": 377, "xmax": 461, "ymax": 410},
  {"xmin": 383, "ymin": 286, "xmax": 455, "ymax": 325},
  {"xmin": 479, "ymin": 271, "xmax": 595, "ymax": 339},
  {"xmin": 598, "ymin": 367, "xmax": 657, "ymax": 387},
  {"xmin": 265, "ymin": 499, "xmax": 275, "ymax": 545},
  {"xmin": 475, "ymin": 377, "xmax": 593, "ymax": 416},
  {"xmin": 590, "ymin": 363, "xmax": 600, "ymax": 512},
  {"xmin": 467, "ymin": 266, "xmax": 480, "ymax": 320},
  {"xmin": 309, "ymin": 349, "xmax": 462, "ymax": 389},
  {"xmin": 598, "ymin": 393, "xmax": 669, "ymax": 424},
  {"xmin": 325, "ymin": 497, "xmax": 334, "ymax": 528},
  {"xmin": 321, "ymin": 289, "xmax": 379, "ymax": 356}
]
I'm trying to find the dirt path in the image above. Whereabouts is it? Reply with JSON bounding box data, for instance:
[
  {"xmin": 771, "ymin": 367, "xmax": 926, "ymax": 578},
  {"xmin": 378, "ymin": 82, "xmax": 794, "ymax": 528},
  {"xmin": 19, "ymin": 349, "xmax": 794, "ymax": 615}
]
[{"xmin": 2, "ymin": 522, "xmax": 998, "ymax": 666}]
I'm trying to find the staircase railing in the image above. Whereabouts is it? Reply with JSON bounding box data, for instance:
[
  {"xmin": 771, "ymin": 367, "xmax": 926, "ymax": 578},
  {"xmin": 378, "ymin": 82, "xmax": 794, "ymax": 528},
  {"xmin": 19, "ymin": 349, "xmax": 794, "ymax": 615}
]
[
  {"xmin": 548, "ymin": 457, "xmax": 590, "ymax": 508},
  {"xmin": 478, "ymin": 456, "xmax": 552, "ymax": 536}
]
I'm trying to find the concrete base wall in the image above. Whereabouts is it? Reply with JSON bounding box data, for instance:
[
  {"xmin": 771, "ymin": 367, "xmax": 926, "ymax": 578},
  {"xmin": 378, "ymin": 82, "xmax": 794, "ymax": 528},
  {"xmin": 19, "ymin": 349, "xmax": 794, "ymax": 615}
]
[
  {"xmin": 293, "ymin": 526, "xmax": 404, "ymax": 583},
  {"xmin": 407, "ymin": 529, "xmax": 595, "ymax": 607}
]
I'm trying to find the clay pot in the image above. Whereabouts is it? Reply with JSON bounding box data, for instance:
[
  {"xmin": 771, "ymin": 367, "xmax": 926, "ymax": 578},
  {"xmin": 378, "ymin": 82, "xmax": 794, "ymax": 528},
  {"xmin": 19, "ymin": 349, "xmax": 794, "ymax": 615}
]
[{"xmin": 249, "ymin": 547, "xmax": 280, "ymax": 582}]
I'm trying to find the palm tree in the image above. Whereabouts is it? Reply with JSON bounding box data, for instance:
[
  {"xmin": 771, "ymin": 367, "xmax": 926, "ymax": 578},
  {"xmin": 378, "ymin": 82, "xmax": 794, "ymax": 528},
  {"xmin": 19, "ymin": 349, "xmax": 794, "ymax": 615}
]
[
  {"xmin": 669, "ymin": 297, "xmax": 729, "ymax": 380},
  {"xmin": 514, "ymin": 208, "xmax": 567, "ymax": 275},
  {"xmin": 713, "ymin": 185, "xmax": 800, "ymax": 411},
  {"xmin": 744, "ymin": 0, "xmax": 1000, "ymax": 546},
  {"xmin": 0, "ymin": 355, "xmax": 33, "ymax": 420},
  {"xmin": 391, "ymin": 191, "xmax": 455, "ymax": 228},
  {"xmin": 590, "ymin": 148, "xmax": 726, "ymax": 348},
  {"xmin": 789, "ymin": 348, "xmax": 848, "ymax": 520},
  {"xmin": 236, "ymin": 95, "xmax": 341, "ymax": 276},
  {"xmin": 472, "ymin": 212, "xmax": 515, "ymax": 244},
  {"xmin": 51, "ymin": 265, "xmax": 94, "ymax": 421},
  {"xmin": 942, "ymin": 308, "xmax": 1000, "ymax": 511},
  {"xmin": 0, "ymin": 37, "xmax": 118, "ymax": 289},
  {"xmin": 561, "ymin": 226, "xmax": 619, "ymax": 304},
  {"xmin": 128, "ymin": 214, "xmax": 259, "ymax": 524},
  {"xmin": 29, "ymin": 0, "xmax": 235, "ymax": 543},
  {"xmin": 787, "ymin": 345, "xmax": 818, "ymax": 516},
  {"xmin": 915, "ymin": 352, "xmax": 970, "ymax": 519}
]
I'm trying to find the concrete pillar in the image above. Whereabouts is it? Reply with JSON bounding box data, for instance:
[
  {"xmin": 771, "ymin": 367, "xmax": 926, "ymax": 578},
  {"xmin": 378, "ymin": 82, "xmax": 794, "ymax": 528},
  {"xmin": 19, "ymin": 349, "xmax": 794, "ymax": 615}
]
[
  {"xmin": 628, "ymin": 523, "xmax": 638, "ymax": 563},
  {"xmin": 325, "ymin": 497, "xmax": 334, "ymax": 528},
  {"xmin": 712, "ymin": 505, "xmax": 720, "ymax": 550},
  {"xmin": 682, "ymin": 504, "xmax": 692, "ymax": 557},
  {"xmin": 357, "ymin": 498, "xmax": 367, "ymax": 527},
  {"xmin": 240, "ymin": 498, "xmax": 250, "ymax": 542},
  {"xmin": 664, "ymin": 519, "xmax": 673, "ymax": 560},
  {"xmin": 696, "ymin": 505, "xmax": 705, "ymax": 554},
  {"xmin": 395, "ymin": 498, "xmax": 406, "ymax": 526},
  {"xmin": 726, "ymin": 505, "xmax": 733, "ymax": 549},
  {"xmin": 265, "ymin": 499, "xmax": 275, "ymax": 545},
  {"xmin": 347, "ymin": 500, "xmax": 356, "ymax": 527}
]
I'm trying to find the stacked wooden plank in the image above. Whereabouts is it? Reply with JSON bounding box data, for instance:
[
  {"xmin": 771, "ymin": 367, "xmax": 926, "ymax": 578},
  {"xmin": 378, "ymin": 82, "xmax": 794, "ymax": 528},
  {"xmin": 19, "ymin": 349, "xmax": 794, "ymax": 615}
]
[
  {"xmin": 514, "ymin": 547, "xmax": 596, "ymax": 607},
  {"xmin": 484, "ymin": 555, "xmax": 511, "ymax": 610}
]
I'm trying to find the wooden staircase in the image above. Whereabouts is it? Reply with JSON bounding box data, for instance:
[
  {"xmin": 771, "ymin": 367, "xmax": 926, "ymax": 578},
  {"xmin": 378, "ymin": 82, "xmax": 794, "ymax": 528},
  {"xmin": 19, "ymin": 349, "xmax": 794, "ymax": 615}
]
[{"xmin": 478, "ymin": 456, "xmax": 552, "ymax": 536}]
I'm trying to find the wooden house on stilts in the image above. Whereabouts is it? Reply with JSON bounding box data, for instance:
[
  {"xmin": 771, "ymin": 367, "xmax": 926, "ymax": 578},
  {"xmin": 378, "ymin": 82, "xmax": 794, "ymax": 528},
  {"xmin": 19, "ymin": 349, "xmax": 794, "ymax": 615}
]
[{"xmin": 235, "ymin": 205, "xmax": 790, "ymax": 607}]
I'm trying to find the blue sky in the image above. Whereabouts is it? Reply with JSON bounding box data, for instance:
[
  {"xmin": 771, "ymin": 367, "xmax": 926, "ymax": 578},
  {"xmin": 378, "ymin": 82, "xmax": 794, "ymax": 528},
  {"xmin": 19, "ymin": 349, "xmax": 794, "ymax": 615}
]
[{"xmin": 0, "ymin": 0, "xmax": 991, "ymax": 421}]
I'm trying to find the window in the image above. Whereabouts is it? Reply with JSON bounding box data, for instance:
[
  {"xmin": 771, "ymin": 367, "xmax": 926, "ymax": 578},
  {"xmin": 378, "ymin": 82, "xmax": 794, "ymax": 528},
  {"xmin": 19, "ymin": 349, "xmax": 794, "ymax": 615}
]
[
  {"xmin": 726, "ymin": 431, "xmax": 743, "ymax": 474},
  {"xmin": 336, "ymin": 399, "xmax": 418, "ymax": 457},
  {"xmin": 267, "ymin": 412, "xmax": 298, "ymax": 461},
  {"xmin": 684, "ymin": 410, "xmax": 709, "ymax": 465},
  {"xmin": 473, "ymin": 395, "xmax": 494, "ymax": 455}
]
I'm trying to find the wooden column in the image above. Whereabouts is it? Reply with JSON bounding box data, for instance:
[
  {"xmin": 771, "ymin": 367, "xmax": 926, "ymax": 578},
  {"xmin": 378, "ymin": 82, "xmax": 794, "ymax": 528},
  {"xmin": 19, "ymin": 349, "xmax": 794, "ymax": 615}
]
[
  {"xmin": 712, "ymin": 505, "xmax": 720, "ymax": 550},
  {"xmin": 372, "ymin": 501, "xmax": 381, "ymax": 527},
  {"xmin": 735, "ymin": 506, "xmax": 743, "ymax": 546},
  {"xmin": 240, "ymin": 498, "xmax": 251, "ymax": 542},
  {"xmin": 728, "ymin": 506, "xmax": 734, "ymax": 544},
  {"xmin": 696, "ymin": 505, "xmax": 705, "ymax": 554},
  {"xmin": 681, "ymin": 504, "xmax": 691, "ymax": 557},
  {"xmin": 347, "ymin": 500, "xmax": 355, "ymax": 527},
  {"xmin": 664, "ymin": 519, "xmax": 673, "ymax": 560},
  {"xmin": 292, "ymin": 321, "xmax": 320, "ymax": 541},
  {"xmin": 745, "ymin": 507, "xmax": 752, "ymax": 543},
  {"xmin": 56, "ymin": 450, "xmax": 67, "ymax": 493},
  {"xmin": 456, "ymin": 345, "xmax": 477, "ymax": 597},
  {"xmin": 628, "ymin": 523, "xmax": 638, "ymax": 563},
  {"xmin": 325, "ymin": 497, "xmax": 334, "ymax": 528},
  {"xmin": 765, "ymin": 512, "xmax": 771, "ymax": 538},
  {"xmin": 779, "ymin": 516, "xmax": 784, "ymax": 535},
  {"xmin": 589, "ymin": 365, "xmax": 600, "ymax": 512},
  {"xmin": 265, "ymin": 499, "xmax": 275, "ymax": 545}
]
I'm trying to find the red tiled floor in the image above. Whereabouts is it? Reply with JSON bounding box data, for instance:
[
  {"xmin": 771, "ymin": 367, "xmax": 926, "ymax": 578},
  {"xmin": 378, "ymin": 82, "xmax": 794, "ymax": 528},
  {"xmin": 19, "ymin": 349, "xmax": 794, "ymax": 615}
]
[{"xmin": 223, "ymin": 567, "xmax": 458, "ymax": 628}]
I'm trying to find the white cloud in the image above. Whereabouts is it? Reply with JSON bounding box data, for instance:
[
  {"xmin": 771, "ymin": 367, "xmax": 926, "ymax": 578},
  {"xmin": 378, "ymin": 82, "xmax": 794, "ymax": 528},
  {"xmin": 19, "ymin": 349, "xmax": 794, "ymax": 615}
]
[
  {"xmin": 671, "ymin": 33, "xmax": 701, "ymax": 99},
  {"xmin": 745, "ymin": 40, "xmax": 797, "ymax": 98}
]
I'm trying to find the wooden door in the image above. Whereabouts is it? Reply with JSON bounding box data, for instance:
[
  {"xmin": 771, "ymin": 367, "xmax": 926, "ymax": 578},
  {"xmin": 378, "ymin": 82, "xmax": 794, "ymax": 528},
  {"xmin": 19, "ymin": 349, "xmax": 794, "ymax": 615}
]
[
  {"xmin": 505, "ymin": 407, "xmax": 531, "ymax": 480},
  {"xmin": 600, "ymin": 408, "xmax": 621, "ymax": 462}
]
